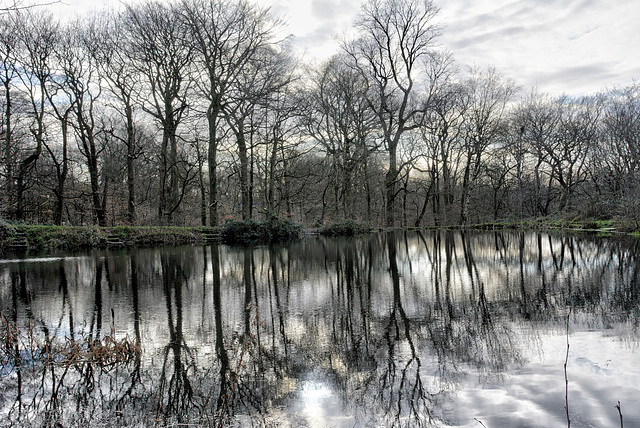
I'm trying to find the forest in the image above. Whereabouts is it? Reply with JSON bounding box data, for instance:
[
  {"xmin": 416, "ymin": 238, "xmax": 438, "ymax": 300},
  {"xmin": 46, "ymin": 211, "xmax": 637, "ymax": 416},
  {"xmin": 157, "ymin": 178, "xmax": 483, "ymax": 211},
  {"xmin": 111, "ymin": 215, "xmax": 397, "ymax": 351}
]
[{"xmin": 1, "ymin": 0, "xmax": 639, "ymax": 229}]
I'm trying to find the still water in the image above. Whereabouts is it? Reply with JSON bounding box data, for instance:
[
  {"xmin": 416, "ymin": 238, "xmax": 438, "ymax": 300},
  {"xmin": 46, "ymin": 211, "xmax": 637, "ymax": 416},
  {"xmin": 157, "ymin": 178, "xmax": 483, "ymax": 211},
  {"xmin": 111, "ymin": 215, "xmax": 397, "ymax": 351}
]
[{"xmin": 1, "ymin": 231, "xmax": 639, "ymax": 427}]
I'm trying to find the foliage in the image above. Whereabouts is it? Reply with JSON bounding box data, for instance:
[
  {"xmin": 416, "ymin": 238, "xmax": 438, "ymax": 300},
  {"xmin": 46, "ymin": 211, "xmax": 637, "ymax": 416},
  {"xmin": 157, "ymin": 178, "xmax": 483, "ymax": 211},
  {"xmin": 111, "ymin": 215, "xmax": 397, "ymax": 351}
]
[
  {"xmin": 220, "ymin": 217, "xmax": 303, "ymax": 244},
  {"xmin": 107, "ymin": 226, "xmax": 206, "ymax": 247},
  {"xmin": 0, "ymin": 225, "xmax": 220, "ymax": 252},
  {"xmin": 320, "ymin": 219, "xmax": 374, "ymax": 236},
  {"xmin": 18, "ymin": 225, "xmax": 102, "ymax": 250},
  {"xmin": 0, "ymin": 220, "xmax": 11, "ymax": 251},
  {"xmin": 1, "ymin": 312, "xmax": 141, "ymax": 371}
]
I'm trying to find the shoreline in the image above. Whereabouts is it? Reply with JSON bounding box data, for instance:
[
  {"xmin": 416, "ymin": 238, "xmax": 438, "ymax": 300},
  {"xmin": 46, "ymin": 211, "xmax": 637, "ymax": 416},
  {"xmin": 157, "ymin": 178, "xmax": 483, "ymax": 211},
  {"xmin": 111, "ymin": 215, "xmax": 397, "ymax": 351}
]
[{"xmin": 0, "ymin": 219, "xmax": 637, "ymax": 255}]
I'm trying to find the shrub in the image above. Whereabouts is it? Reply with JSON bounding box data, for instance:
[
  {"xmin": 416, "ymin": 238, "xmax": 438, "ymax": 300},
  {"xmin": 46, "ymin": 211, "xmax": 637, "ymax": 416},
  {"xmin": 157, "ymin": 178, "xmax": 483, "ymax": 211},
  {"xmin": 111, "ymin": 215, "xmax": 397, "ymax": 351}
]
[
  {"xmin": 220, "ymin": 217, "xmax": 302, "ymax": 245},
  {"xmin": 19, "ymin": 225, "xmax": 103, "ymax": 250}
]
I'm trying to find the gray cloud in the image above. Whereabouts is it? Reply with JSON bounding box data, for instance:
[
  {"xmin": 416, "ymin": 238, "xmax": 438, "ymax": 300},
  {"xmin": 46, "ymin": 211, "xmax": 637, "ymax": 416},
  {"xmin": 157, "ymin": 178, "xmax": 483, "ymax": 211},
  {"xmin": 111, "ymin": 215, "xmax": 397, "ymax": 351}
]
[
  {"xmin": 435, "ymin": 0, "xmax": 640, "ymax": 95},
  {"xmin": 526, "ymin": 64, "xmax": 622, "ymax": 95},
  {"xmin": 272, "ymin": 0, "xmax": 637, "ymax": 95},
  {"xmin": 311, "ymin": 0, "xmax": 340, "ymax": 20},
  {"xmin": 449, "ymin": 23, "xmax": 549, "ymax": 50}
]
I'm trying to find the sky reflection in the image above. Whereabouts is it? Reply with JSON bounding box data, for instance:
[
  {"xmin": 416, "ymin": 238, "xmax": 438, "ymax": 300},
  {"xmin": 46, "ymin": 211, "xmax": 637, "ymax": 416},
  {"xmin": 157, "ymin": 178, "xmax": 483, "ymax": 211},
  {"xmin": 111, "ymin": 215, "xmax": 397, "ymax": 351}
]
[{"xmin": 1, "ymin": 231, "xmax": 638, "ymax": 427}]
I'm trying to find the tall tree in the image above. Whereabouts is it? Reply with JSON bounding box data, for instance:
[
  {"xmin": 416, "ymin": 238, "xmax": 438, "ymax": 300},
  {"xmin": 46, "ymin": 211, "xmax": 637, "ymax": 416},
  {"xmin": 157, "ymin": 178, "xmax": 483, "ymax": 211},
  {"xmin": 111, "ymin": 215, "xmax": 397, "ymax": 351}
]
[
  {"xmin": 545, "ymin": 95, "xmax": 601, "ymax": 212},
  {"xmin": 344, "ymin": 0, "xmax": 441, "ymax": 227},
  {"xmin": 225, "ymin": 42, "xmax": 297, "ymax": 221},
  {"xmin": 514, "ymin": 91, "xmax": 562, "ymax": 216},
  {"xmin": 62, "ymin": 21, "xmax": 109, "ymax": 226},
  {"xmin": 421, "ymin": 80, "xmax": 467, "ymax": 225},
  {"xmin": 44, "ymin": 28, "xmax": 76, "ymax": 226},
  {"xmin": 13, "ymin": 10, "xmax": 58, "ymax": 220},
  {"xmin": 124, "ymin": 0, "xmax": 192, "ymax": 224},
  {"xmin": 258, "ymin": 67, "xmax": 300, "ymax": 219},
  {"xmin": 90, "ymin": 11, "xmax": 142, "ymax": 225},
  {"xmin": 458, "ymin": 67, "xmax": 518, "ymax": 225},
  {"xmin": 302, "ymin": 54, "xmax": 377, "ymax": 221},
  {"xmin": 0, "ymin": 11, "xmax": 19, "ymax": 217},
  {"xmin": 180, "ymin": 0, "xmax": 282, "ymax": 224},
  {"xmin": 596, "ymin": 84, "xmax": 640, "ymax": 206}
]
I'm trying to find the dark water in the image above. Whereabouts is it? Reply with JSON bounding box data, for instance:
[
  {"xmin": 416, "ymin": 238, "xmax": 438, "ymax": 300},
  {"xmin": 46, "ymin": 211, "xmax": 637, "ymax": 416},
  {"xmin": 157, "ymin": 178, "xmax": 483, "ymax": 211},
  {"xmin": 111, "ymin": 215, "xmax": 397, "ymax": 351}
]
[{"xmin": 1, "ymin": 231, "xmax": 639, "ymax": 427}]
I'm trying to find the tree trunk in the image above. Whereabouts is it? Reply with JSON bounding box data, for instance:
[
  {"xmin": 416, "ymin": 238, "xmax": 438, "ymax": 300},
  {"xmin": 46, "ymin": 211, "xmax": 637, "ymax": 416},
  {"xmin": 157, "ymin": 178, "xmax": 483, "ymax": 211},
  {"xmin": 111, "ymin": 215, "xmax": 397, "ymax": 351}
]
[
  {"xmin": 52, "ymin": 117, "xmax": 69, "ymax": 226},
  {"xmin": 159, "ymin": 127, "xmax": 169, "ymax": 222},
  {"xmin": 415, "ymin": 180, "xmax": 433, "ymax": 227},
  {"xmin": 3, "ymin": 79, "xmax": 13, "ymax": 218},
  {"xmin": 364, "ymin": 159, "xmax": 372, "ymax": 224},
  {"xmin": 385, "ymin": 143, "xmax": 398, "ymax": 228},
  {"xmin": 236, "ymin": 128, "xmax": 250, "ymax": 221},
  {"xmin": 87, "ymin": 149, "xmax": 106, "ymax": 227},
  {"xmin": 459, "ymin": 154, "xmax": 472, "ymax": 225},
  {"xmin": 169, "ymin": 124, "xmax": 179, "ymax": 222},
  {"xmin": 125, "ymin": 102, "xmax": 136, "ymax": 225},
  {"xmin": 208, "ymin": 108, "xmax": 219, "ymax": 227},
  {"xmin": 267, "ymin": 135, "xmax": 278, "ymax": 215}
]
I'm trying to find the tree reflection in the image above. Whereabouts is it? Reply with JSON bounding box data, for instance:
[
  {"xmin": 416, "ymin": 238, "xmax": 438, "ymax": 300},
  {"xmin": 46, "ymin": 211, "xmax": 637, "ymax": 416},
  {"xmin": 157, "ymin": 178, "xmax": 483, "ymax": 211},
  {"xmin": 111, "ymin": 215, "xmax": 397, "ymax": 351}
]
[
  {"xmin": 1, "ymin": 257, "xmax": 142, "ymax": 426},
  {"xmin": 379, "ymin": 231, "xmax": 433, "ymax": 426},
  {"xmin": 1, "ymin": 231, "xmax": 639, "ymax": 426},
  {"xmin": 210, "ymin": 244, "xmax": 265, "ymax": 426},
  {"xmin": 154, "ymin": 252, "xmax": 198, "ymax": 423}
]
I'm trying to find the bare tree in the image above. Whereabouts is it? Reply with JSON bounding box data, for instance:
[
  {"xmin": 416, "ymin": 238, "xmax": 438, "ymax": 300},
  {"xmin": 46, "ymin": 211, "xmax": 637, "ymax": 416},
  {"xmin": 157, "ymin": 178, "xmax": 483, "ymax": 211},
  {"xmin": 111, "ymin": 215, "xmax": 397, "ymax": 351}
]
[
  {"xmin": 13, "ymin": 10, "xmax": 58, "ymax": 221},
  {"xmin": 301, "ymin": 54, "xmax": 377, "ymax": 222},
  {"xmin": 61, "ymin": 21, "xmax": 109, "ymax": 226},
  {"xmin": 458, "ymin": 67, "xmax": 518, "ymax": 225},
  {"xmin": 0, "ymin": 11, "xmax": 19, "ymax": 217},
  {"xmin": 180, "ymin": 0, "xmax": 281, "ymax": 225},
  {"xmin": 545, "ymin": 95, "xmax": 601, "ymax": 213},
  {"xmin": 344, "ymin": 0, "xmax": 441, "ymax": 227},
  {"xmin": 223, "ymin": 44, "xmax": 291, "ymax": 221},
  {"xmin": 44, "ymin": 30, "xmax": 75, "ymax": 226},
  {"xmin": 514, "ymin": 90, "xmax": 562, "ymax": 216},
  {"xmin": 90, "ymin": 11, "xmax": 143, "ymax": 225},
  {"xmin": 420, "ymin": 79, "xmax": 467, "ymax": 225},
  {"xmin": 124, "ymin": 0, "xmax": 192, "ymax": 224},
  {"xmin": 253, "ymin": 48, "xmax": 300, "ymax": 219},
  {"xmin": 595, "ymin": 84, "xmax": 640, "ymax": 220}
]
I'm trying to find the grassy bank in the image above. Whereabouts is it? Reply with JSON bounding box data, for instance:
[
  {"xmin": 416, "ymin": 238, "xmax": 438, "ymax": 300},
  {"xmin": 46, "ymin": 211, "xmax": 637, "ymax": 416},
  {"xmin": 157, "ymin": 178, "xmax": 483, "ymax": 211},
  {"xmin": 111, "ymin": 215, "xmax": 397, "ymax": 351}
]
[
  {"xmin": 420, "ymin": 217, "xmax": 637, "ymax": 235},
  {"xmin": 0, "ymin": 224, "xmax": 221, "ymax": 253},
  {"xmin": 1, "ymin": 216, "xmax": 637, "ymax": 255}
]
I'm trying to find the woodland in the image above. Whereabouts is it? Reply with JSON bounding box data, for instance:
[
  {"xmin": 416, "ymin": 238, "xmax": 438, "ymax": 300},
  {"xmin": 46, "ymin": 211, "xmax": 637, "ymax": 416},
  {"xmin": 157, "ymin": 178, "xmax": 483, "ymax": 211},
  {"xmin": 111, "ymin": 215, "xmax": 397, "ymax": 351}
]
[{"xmin": 1, "ymin": 0, "xmax": 639, "ymax": 230}]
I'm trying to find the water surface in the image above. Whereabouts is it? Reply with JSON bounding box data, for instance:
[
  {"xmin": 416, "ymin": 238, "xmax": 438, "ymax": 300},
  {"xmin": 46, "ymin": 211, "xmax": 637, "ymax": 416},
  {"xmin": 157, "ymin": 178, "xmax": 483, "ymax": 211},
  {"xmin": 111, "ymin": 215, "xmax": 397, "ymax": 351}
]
[{"xmin": 1, "ymin": 231, "xmax": 638, "ymax": 427}]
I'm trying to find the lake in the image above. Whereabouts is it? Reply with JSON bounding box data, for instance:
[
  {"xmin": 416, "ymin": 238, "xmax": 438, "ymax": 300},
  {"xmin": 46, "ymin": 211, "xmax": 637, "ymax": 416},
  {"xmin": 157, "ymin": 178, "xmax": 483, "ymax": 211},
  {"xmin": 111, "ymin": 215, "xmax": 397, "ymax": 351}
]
[{"xmin": 1, "ymin": 231, "xmax": 638, "ymax": 427}]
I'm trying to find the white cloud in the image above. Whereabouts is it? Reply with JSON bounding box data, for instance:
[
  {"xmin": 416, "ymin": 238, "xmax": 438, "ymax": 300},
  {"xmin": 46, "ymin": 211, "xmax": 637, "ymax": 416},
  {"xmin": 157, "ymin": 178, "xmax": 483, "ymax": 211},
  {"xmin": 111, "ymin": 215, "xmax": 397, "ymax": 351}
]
[
  {"xmin": 437, "ymin": 0, "xmax": 640, "ymax": 95},
  {"xmin": 265, "ymin": 0, "xmax": 359, "ymax": 61},
  {"xmin": 36, "ymin": 0, "xmax": 640, "ymax": 95}
]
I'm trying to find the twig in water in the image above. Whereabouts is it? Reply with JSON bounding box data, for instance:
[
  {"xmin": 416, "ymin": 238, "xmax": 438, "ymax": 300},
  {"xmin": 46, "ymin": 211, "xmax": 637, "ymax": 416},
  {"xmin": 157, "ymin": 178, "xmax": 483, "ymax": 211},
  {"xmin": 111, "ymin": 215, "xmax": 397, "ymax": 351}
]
[
  {"xmin": 474, "ymin": 417, "xmax": 488, "ymax": 428},
  {"xmin": 615, "ymin": 401, "xmax": 623, "ymax": 428},
  {"xmin": 564, "ymin": 307, "xmax": 571, "ymax": 428}
]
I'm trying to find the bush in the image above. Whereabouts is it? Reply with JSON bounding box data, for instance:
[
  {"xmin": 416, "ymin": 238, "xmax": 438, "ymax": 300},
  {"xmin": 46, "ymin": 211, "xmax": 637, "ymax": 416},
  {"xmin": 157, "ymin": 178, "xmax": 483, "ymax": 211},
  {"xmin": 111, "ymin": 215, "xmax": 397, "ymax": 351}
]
[
  {"xmin": 0, "ymin": 220, "xmax": 12, "ymax": 254},
  {"xmin": 109, "ymin": 226, "xmax": 201, "ymax": 247},
  {"xmin": 19, "ymin": 225, "xmax": 103, "ymax": 250},
  {"xmin": 320, "ymin": 220, "xmax": 373, "ymax": 237},
  {"xmin": 220, "ymin": 217, "xmax": 303, "ymax": 245}
]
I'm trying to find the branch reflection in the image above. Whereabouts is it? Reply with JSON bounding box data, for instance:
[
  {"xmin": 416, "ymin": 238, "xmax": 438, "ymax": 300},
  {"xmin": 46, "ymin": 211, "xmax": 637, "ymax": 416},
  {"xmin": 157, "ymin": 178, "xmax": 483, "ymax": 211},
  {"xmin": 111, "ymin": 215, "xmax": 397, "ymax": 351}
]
[{"xmin": 1, "ymin": 231, "xmax": 639, "ymax": 426}]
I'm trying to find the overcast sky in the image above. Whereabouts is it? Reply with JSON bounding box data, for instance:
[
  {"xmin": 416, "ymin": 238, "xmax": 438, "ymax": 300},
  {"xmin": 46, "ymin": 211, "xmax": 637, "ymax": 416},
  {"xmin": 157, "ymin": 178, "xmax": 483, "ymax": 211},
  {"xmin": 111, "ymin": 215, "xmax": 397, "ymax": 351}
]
[{"xmin": 56, "ymin": 0, "xmax": 640, "ymax": 96}]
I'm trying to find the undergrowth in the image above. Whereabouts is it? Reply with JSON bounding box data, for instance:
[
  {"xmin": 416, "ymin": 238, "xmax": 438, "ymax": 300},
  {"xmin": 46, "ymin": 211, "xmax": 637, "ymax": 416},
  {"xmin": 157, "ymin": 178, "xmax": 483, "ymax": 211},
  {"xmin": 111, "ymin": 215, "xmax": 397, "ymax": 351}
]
[{"xmin": 220, "ymin": 217, "xmax": 303, "ymax": 244}]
